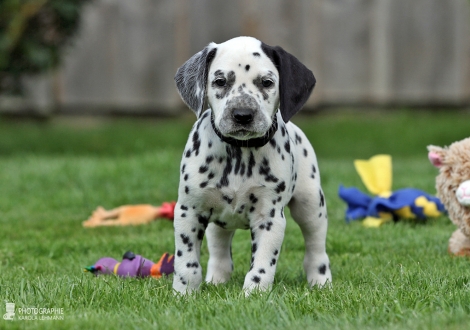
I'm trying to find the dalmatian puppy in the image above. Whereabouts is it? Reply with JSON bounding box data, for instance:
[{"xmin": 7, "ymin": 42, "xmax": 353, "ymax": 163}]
[{"xmin": 173, "ymin": 36, "xmax": 331, "ymax": 294}]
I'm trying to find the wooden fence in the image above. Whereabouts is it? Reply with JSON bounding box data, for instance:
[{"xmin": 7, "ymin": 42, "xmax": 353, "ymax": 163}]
[{"xmin": 2, "ymin": 0, "xmax": 470, "ymax": 115}]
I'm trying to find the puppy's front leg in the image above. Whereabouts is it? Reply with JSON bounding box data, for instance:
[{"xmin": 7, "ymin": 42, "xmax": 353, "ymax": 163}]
[
  {"xmin": 172, "ymin": 203, "xmax": 207, "ymax": 294},
  {"xmin": 243, "ymin": 210, "xmax": 286, "ymax": 295}
]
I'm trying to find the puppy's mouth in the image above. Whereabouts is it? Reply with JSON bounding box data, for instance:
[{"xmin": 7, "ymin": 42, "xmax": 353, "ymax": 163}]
[
  {"xmin": 226, "ymin": 128, "xmax": 263, "ymax": 140},
  {"xmin": 210, "ymin": 114, "xmax": 278, "ymax": 148}
]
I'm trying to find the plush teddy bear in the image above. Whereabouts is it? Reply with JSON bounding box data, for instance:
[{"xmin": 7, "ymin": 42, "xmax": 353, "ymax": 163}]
[{"xmin": 428, "ymin": 137, "xmax": 470, "ymax": 256}]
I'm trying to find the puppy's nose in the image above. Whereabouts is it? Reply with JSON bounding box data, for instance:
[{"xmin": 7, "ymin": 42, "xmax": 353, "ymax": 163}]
[{"xmin": 233, "ymin": 108, "xmax": 254, "ymax": 125}]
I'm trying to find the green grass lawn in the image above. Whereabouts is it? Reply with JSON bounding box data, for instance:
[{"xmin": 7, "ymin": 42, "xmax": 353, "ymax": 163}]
[{"xmin": 0, "ymin": 109, "xmax": 469, "ymax": 329}]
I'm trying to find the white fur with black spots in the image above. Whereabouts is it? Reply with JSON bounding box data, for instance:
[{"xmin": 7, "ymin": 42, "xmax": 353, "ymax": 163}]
[{"xmin": 173, "ymin": 36, "xmax": 331, "ymax": 295}]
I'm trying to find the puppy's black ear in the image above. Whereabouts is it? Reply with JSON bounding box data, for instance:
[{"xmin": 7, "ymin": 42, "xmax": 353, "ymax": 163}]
[
  {"xmin": 175, "ymin": 44, "xmax": 217, "ymax": 118},
  {"xmin": 261, "ymin": 43, "xmax": 316, "ymax": 122}
]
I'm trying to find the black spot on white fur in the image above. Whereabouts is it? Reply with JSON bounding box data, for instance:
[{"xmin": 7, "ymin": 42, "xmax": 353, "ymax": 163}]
[
  {"xmin": 249, "ymin": 193, "xmax": 258, "ymax": 204},
  {"xmin": 197, "ymin": 229, "xmax": 204, "ymax": 240},
  {"xmin": 259, "ymin": 158, "xmax": 279, "ymax": 183},
  {"xmin": 247, "ymin": 152, "xmax": 256, "ymax": 177},
  {"xmin": 186, "ymin": 262, "xmax": 199, "ymax": 268},
  {"xmin": 197, "ymin": 214, "xmax": 209, "ymax": 228},
  {"xmin": 223, "ymin": 195, "xmax": 233, "ymax": 204},
  {"xmin": 284, "ymin": 140, "xmax": 290, "ymax": 154},
  {"xmin": 180, "ymin": 234, "xmax": 193, "ymax": 252},
  {"xmin": 199, "ymin": 165, "xmax": 208, "ymax": 173},
  {"xmin": 215, "ymin": 220, "xmax": 227, "ymax": 228},
  {"xmin": 219, "ymin": 149, "xmax": 233, "ymax": 187},
  {"xmin": 320, "ymin": 190, "xmax": 325, "ymax": 207},
  {"xmin": 275, "ymin": 181, "xmax": 286, "ymax": 194}
]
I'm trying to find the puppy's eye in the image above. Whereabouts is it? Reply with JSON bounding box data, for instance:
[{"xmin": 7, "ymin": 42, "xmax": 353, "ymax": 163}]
[
  {"xmin": 215, "ymin": 78, "xmax": 226, "ymax": 87},
  {"xmin": 262, "ymin": 79, "xmax": 273, "ymax": 88}
]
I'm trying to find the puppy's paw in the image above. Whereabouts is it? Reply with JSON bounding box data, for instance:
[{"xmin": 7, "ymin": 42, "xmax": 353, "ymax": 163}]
[
  {"xmin": 242, "ymin": 270, "xmax": 274, "ymax": 296},
  {"xmin": 304, "ymin": 256, "xmax": 332, "ymax": 289},
  {"xmin": 172, "ymin": 268, "xmax": 203, "ymax": 294}
]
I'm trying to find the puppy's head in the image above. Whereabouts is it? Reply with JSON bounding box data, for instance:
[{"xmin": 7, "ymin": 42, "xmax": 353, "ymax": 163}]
[{"xmin": 175, "ymin": 36, "xmax": 316, "ymax": 140}]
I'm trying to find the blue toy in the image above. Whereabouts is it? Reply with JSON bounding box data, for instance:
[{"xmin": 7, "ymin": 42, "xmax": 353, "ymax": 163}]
[{"xmin": 338, "ymin": 155, "xmax": 445, "ymax": 227}]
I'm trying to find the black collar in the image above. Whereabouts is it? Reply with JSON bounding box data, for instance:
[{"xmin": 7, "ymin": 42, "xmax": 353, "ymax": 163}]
[{"xmin": 210, "ymin": 115, "xmax": 278, "ymax": 148}]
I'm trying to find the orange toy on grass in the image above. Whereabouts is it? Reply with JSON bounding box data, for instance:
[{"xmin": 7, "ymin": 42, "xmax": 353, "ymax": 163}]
[{"xmin": 82, "ymin": 202, "xmax": 176, "ymax": 227}]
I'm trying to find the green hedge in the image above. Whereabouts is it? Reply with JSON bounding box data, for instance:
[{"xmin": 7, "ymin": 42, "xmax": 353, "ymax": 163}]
[{"xmin": 0, "ymin": 0, "xmax": 92, "ymax": 95}]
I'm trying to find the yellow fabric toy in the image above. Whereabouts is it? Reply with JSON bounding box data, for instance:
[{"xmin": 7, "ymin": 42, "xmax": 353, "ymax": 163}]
[
  {"xmin": 356, "ymin": 155, "xmax": 396, "ymax": 227},
  {"xmin": 354, "ymin": 154, "xmax": 393, "ymax": 198}
]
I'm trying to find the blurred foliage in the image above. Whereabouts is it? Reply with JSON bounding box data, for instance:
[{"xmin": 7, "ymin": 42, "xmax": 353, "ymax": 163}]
[{"xmin": 0, "ymin": 0, "xmax": 92, "ymax": 95}]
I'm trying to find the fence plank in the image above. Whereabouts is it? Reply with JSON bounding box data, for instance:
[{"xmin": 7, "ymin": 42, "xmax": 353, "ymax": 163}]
[{"xmin": 389, "ymin": 0, "xmax": 463, "ymax": 103}]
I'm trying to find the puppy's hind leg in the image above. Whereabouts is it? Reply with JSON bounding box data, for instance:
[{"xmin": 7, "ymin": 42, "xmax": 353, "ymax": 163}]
[
  {"xmin": 289, "ymin": 183, "xmax": 332, "ymax": 287},
  {"xmin": 205, "ymin": 223, "xmax": 235, "ymax": 284}
]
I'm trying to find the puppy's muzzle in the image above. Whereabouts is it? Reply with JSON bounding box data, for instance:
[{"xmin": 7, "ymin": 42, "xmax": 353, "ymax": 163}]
[{"xmin": 233, "ymin": 108, "xmax": 254, "ymax": 125}]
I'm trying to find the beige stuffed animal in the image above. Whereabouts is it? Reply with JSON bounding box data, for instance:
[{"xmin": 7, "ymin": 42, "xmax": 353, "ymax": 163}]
[{"xmin": 428, "ymin": 137, "xmax": 470, "ymax": 256}]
